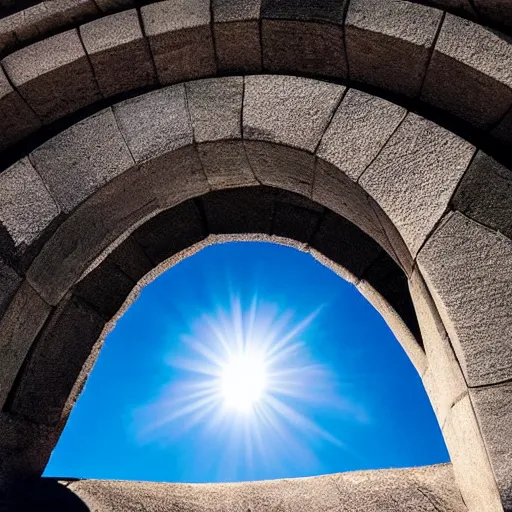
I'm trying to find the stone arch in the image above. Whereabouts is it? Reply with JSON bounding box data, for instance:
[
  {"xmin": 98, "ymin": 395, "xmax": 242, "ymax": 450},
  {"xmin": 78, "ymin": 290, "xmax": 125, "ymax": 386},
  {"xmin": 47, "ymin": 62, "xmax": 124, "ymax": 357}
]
[{"xmin": 0, "ymin": 74, "xmax": 510, "ymax": 511}]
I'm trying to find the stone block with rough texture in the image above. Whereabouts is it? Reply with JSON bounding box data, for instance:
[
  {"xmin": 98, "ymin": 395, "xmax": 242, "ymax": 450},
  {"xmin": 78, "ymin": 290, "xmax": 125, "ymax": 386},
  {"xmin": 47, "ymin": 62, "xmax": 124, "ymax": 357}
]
[
  {"xmin": 30, "ymin": 108, "xmax": 134, "ymax": 213},
  {"xmin": 417, "ymin": 212, "xmax": 512, "ymax": 387},
  {"xmin": 113, "ymin": 85, "xmax": 192, "ymax": 163},
  {"xmin": 422, "ymin": 15, "xmax": 512, "ymax": 129},
  {"xmin": 80, "ymin": 9, "xmax": 155, "ymax": 98},
  {"xmin": 2, "ymin": 29, "xmax": 100, "ymax": 123},
  {"xmin": 345, "ymin": 0, "xmax": 442, "ymax": 98},
  {"xmin": 359, "ymin": 113, "xmax": 475, "ymax": 256},
  {"xmin": 243, "ymin": 75, "xmax": 344, "ymax": 152},
  {"xmin": 317, "ymin": 89, "xmax": 406, "ymax": 181},
  {"xmin": 0, "ymin": 259, "xmax": 21, "ymax": 317},
  {"xmin": 141, "ymin": 0, "xmax": 216, "ymax": 85}
]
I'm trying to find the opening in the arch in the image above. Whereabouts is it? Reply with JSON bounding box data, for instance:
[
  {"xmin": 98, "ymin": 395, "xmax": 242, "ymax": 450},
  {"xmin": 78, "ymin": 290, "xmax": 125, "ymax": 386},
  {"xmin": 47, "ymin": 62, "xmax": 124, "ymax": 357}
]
[{"xmin": 43, "ymin": 242, "xmax": 448, "ymax": 483}]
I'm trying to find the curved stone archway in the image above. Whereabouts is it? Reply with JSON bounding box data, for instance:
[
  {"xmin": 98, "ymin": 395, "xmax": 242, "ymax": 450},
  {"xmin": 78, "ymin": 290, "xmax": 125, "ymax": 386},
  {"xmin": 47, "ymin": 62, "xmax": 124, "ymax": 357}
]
[{"xmin": 0, "ymin": 2, "xmax": 511, "ymax": 511}]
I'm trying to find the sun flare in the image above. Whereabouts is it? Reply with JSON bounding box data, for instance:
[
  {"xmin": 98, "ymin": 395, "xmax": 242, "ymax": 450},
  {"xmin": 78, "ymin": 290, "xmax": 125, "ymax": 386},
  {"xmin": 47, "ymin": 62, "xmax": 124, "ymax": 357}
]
[{"xmin": 220, "ymin": 353, "xmax": 267, "ymax": 412}]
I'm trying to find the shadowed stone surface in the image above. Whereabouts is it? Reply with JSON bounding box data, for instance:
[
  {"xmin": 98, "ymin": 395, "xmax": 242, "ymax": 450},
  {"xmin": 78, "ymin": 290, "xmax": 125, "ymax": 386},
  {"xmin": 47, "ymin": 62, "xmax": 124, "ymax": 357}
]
[
  {"xmin": 418, "ymin": 212, "xmax": 512, "ymax": 387},
  {"xmin": 317, "ymin": 89, "xmax": 406, "ymax": 181},
  {"xmin": 14, "ymin": 464, "xmax": 466, "ymax": 511},
  {"xmin": 452, "ymin": 151, "xmax": 512, "ymax": 240},
  {"xmin": 80, "ymin": 9, "xmax": 155, "ymax": 98},
  {"xmin": 243, "ymin": 75, "xmax": 343, "ymax": 151},
  {"xmin": 359, "ymin": 113, "xmax": 475, "ymax": 256},
  {"xmin": 0, "ymin": 67, "xmax": 40, "ymax": 151},
  {"xmin": 345, "ymin": 0, "xmax": 443, "ymax": 97},
  {"xmin": 2, "ymin": 29, "xmax": 100, "ymax": 123},
  {"xmin": 0, "ymin": 259, "xmax": 20, "ymax": 317},
  {"xmin": 141, "ymin": 0, "xmax": 216, "ymax": 85},
  {"xmin": 29, "ymin": 108, "xmax": 134, "ymax": 213},
  {"xmin": 473, "ymin": 0, "xmax": 512, "ymax": 29},
  {"xmin": 422, "ymin": 14, "xmax": 512, "ymax": 129}
]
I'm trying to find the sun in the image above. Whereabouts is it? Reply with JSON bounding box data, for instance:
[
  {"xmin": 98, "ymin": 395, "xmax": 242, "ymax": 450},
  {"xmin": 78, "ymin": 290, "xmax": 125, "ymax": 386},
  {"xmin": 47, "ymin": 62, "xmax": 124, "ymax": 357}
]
[{"xmin": 220, "ymin": 353, "xmax": 267, "ymax": 413}]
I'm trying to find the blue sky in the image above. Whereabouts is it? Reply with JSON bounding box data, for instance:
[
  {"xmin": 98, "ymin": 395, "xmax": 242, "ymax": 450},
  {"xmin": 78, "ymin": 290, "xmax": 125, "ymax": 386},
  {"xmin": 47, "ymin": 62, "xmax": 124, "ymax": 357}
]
[{"xmin": 44, "ymin": 242, "xmax": 448, "ymax": 483}]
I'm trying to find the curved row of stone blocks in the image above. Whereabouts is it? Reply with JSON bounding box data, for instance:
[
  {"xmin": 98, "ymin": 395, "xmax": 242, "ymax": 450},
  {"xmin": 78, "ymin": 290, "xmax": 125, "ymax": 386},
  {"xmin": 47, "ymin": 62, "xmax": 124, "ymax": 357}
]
[
  {"xmin": 0, "ymin": 0, "xmax": 512, "ymax": 161},
  {"xmin": 0, "ymin": 73, "xmax": 511, "ymax": 511}
]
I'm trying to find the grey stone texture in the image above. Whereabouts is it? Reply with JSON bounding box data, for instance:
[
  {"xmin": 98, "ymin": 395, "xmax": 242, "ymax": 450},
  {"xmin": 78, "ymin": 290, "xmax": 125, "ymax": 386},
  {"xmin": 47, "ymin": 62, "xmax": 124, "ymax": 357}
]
[
  {"xmin": 317, "ymin": 89, "xmax": 406, "ymax": 182},
  {"xmin": 417, "ymin": 212, "xmax": 512, "ymax": 387},
  {"xmin": 13, "ymin": 464, "xmax": 466, "ymax": 511},
  {"xmin": 261, "ymin": 1, "xmax": 348, "ymax": 77},
  {"xmin": 359, "ymin": 113, "xmax": 475, "ymax": 257},
  {"xmin": 345, "ymin": 0, "xmax": 443, "ymax": 98},
  {"xmin": 141, "ymin": 0, "xmax": 216, "ymax": 85},
  {"xmin": 0, "ymin": 66, "xmax": 41, "ymax": 151},
  {"xmin": 409, "ymin": 0, "xmax": 476, "ymax": 17},
  {"xmin": 113, "ymin": 85, "xmax": 192, "ymax": 163},
  {"xmin": 470, "ymin": 383, "xmax": 512, "ymax": 509},
  {"xmin": 80, "ymin": 9, "xmax": 155, "ymax": 98},
  {"xmin": 94, "ymin": 0, "xmax": 136, "ymax": 13},
  {"xmin": 186, "ymin": 77, "xmax": 243, "ymax": 142},
  {"xmin": 422, "ymin": 14, "xmax": 512, "ymax": 129},
  {"xmin": 243, "ymin": 75, "xmax": 344, "ymax": 152},
  {"xmin": 29, "ymin": 108, "xmax": 134, "ymax": 213},
  {"xmin": 0, "ymin": 281, "xmax": 51, "ymax": 408},
  {"xmin": 245, "ymin": 141, "xmax": 315, "ymax": 197},
  {"xmin": 442, "ymin": 394, "xmax": 503, "ymax": 512},
  {"xmin": 409, "ymin": 268, "xmax": 466, "ymax": 427},
  {"xmin": 2, "ymin": 29, "xmax": 101, "ymax": 123},
  {"xmin": 198, "ymin": 141, "xmax": 257, "ymax": 189},
  {"xmin": 0, "ymin": 259, "xmax": 21, "ymax": 317},
  {"xmin": 10, "ymin": 294, "xmax": 106, "ymax": 425},
  {"xmin": 451, "ymin": 151, "xmax": 512, "ymax": 240},
  {"xmin": 0, "ymin": 158, "xmax": 60, "ymax": 251}
]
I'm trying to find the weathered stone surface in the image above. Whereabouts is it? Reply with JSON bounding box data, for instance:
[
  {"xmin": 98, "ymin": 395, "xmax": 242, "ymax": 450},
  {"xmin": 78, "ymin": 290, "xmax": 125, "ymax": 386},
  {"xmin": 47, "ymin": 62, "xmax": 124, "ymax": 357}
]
[
  {"xmin": 134, "ymin": 201, "xmax": 206, "ymax": 266},
  {"xmin": 422, "ymin": 15, "xmax": 512, "ymax": 129},
  {"xmin": 310, "ymin": 210, "xmax": 382, "ymax": 282},
  {"xmin": 213, "ymin": 0, "xmax": 261, "ymax": 20},
  {"xmin": 317, "ymin": 89, "xmax": 406, "ymax": 181},
  {"xmin": 359, "ymin": 113, "xmax": 475, "ymax": 256},
  {"xmin": 10, "ymin": 294, "xmax": 106, "ymax": 425},
  {"xmin": 442, "ymin": 395, "xmax": 503, "ymax": 512},
  {"xmin": 0, "ymin": 282, "xmax": 51, "ymax": 408},
  {"xmin": 214, "ymin": 21, "xmax": 261, "ymax": 74},
  {"xmin": 141, "ymin": 0, "xmax": 216, "ymax": 85},
  {"xmin": 417, "ymin": 212, "xmax": 512, "ymax": 387},
  {"xmin": 245, "ymin": 141, "xmax": 315, "ymax": 197},
  {"xmin": 106, "ymin": 236, "xmax": 153, "ymax": 284},
  {"xmin": 451, "ymin": 151, "xmax": 512, "ymax": 240},
  {"xmin": 80, "ymin": 9, "xmax": 155, "ymax": 98},
  {"xmin": 198, "ymin": 141, "xmax": 257, "ymax": 189},
  {"xmin": 492, "ymin": 106, "xmax": 512, "ymax": 146},
  {"xmin": 74, "ymin": 260, "xmax": 135, "ymax": 320},
  {"xmin": 345, "ymin": 0, "xmax": 443, "ymax": 97},
  {"xmin": 30, "ymin": 108, "xmax": 134, "ymax": 213},
  {"xmin": 202, "ymin": 186, "xmax": 274, "ymax": 235},
  {"xmin": 470, "ymin": 383, "xmax": 512, "ymax": 509},
  {"xmin": 14, "ymin": 464, "xmax": 465, "ymax": 511},
  {"xmin": 186, "ymin": 77, "xmax": 243, "ymax": 142},
  {"xmin": 409, "ymin": 0, "xmax": 476, "ymax": 17},
  {"xmin": 0, "ymin": 158, "xmax": 59, "ymax": 253},
  {"xmin": 0, "ymin": 259, "xmax": 21, "ymax": 317},
  {"xmin": 313, "ymin": 158, "xmax": 393, "ymax": 258},
  {"xmin": 113, "ymin": 85, "xmax": 192, "ymax": 163},
  {"xmin": 0, "ymin": 67, "xmax": 40, "ymax": 151},
  {"xmin": 243, "ymin": 75, "xmax": 344, "ymax": 152},
  {"xmin": 409, "ymin": 268, "xmax": 466, "ymax": 426},
  {"xmin": 261, "ymin": 0, "xmax": 347, "ymax": 22},
  {"xmin": 2, "ymin": 29, "xmax": 100, "ymax": 123},
  {"xmin": 262, "ymin": 20, "xmax": 347, "ymax": 78}
]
